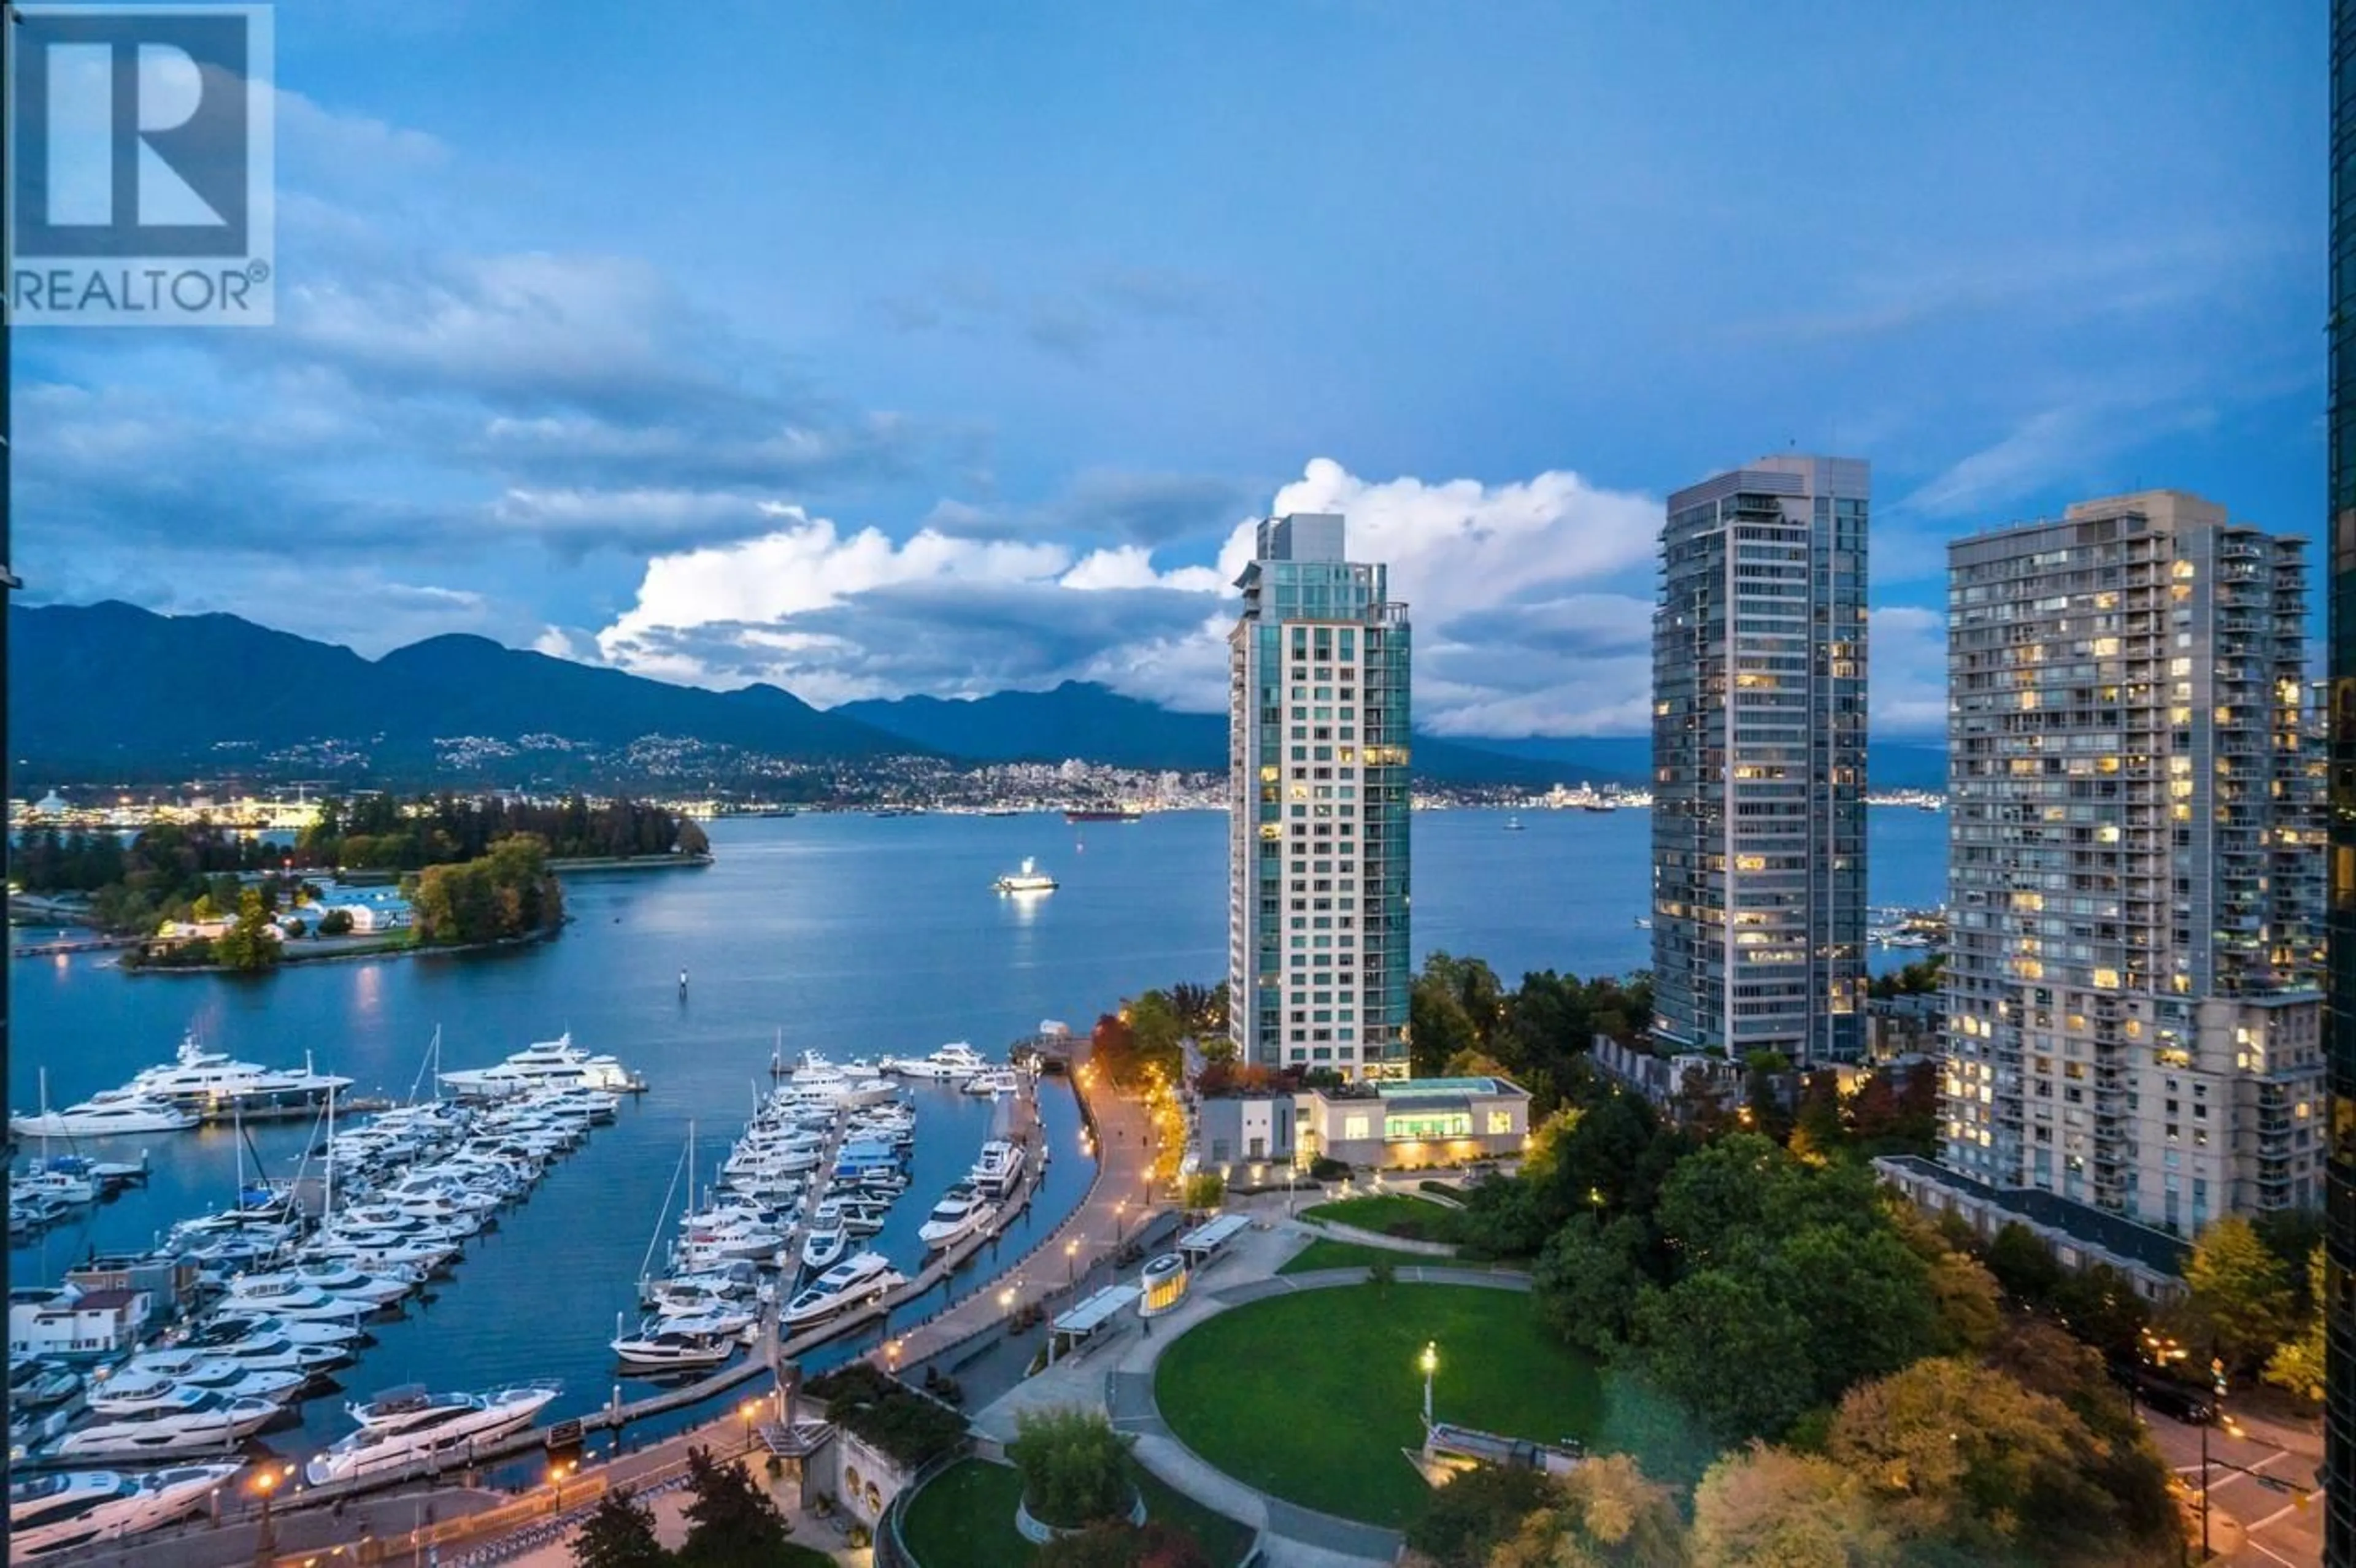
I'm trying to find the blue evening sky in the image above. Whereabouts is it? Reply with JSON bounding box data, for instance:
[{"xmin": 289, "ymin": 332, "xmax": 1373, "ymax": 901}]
[{"xmin": 19, "ymin": 0, "xmax": 2323, "ymax": 737}]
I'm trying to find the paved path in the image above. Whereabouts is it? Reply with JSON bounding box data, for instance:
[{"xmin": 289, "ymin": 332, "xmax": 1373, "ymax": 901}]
[
  {"xmin": 964, "ymin": 1204, "xmax": 1530, "ymax": 1568},
  {"xmin": 872, "ymin": 1059, "xmax": 1160, "ymax": 1374}
]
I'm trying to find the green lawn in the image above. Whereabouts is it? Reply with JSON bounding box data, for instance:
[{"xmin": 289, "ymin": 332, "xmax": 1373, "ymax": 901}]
[
  {"xmin": 899, "ymin": 1459, "xmax": 1026, "ymax": 1568},
  {"xmin": 1301, "ymin": 1194, "xmax": 1461, "ymax": 1243},
  {"xmin": 898, "ymin": 1458, "xmax": 1255, "ymax": 1567},
  {"xmin": 1153, "ymin": 1285, "xmax": 1601, "ymax": 1528},
  {"xmin": 1277, "ymin": 1237, "xmax": 1526, "ymax": 1277}
]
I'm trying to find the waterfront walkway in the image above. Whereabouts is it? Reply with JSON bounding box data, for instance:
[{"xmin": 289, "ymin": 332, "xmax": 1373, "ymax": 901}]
[{"xmin": 872, "ymin": 1061, "xmax": 1156, "ymax": 1376}]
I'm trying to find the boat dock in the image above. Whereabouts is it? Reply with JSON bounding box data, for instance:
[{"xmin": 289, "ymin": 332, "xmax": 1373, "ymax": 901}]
[
  {"xmin": 57, "ymin": 1047, "xmax": 1163, "ymax": 1568},
  {"xmin": 11, "ymin": 933, "xmax": 143, "ymax": 957}
]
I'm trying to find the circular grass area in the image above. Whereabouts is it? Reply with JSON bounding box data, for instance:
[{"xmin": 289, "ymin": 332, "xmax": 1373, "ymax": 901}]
[{"xmin": 1152, "ymin": 1283, "xmax": 1602, "ymax": 1528}]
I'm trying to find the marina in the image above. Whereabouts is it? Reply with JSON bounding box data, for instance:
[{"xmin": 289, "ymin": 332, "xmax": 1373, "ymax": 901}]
[{"xmin": 6, "ymin": 808, "xmax": 1949, "ymax": 1559}]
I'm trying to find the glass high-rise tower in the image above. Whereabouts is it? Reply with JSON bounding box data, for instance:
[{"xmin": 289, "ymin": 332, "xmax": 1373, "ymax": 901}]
[
  {"xmin": 1227, "ymin": 513, "xmax": 1412, "ymax": 1078},
  {"xmin": 1651, "ymin": 456, "xmax": 1869, "ymax": 1065},
  {"xmin": 2325, "ymin": 1, "xmax": 2355, "ymax": 1558}
]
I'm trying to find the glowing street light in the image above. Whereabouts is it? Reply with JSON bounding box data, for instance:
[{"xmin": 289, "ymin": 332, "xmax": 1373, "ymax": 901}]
[
  {"xmin": 250, "ymin": 1464, "xmax": 292, "ymax": 1566},
  {"xmin": 998, "ymin": 1286, "xmax": 1016, "ymax": 1314},
  {"xmin": 739, "ymin": 1397, "xmax": 764, "ymax": 1453},
  {"xmin": 1065, "ymin": 1237, "xmax": 1080, "ymax": 1285},
  {"xmin": 1419, "ymin": 1341, "xmax": 1438, "ymax": 1429}
]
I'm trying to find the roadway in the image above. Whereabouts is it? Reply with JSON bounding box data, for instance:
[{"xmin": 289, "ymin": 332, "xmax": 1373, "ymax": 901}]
[{"xmin": 2145, "ymin": 1402, "xmax": 2327, "ymax": 1567}]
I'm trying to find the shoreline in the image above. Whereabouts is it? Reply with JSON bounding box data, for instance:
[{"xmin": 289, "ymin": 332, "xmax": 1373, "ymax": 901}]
[
  {"xmin": 546, "ymin": 852, "xmax": 714, "ymax": 874},
  {"xmin": 115, "ymin": 924, "xmax": 561, "ymax": 977}
]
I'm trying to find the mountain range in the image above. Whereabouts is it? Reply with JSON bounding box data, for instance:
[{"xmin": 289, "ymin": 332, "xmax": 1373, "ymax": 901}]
[{"xmin": 9, "ymin": 601, "xmax": 1948, "ymax": 789}]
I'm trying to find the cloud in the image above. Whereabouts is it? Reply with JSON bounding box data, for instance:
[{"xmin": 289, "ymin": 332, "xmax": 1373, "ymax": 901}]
[
  {"xmin": 1739, "ymin": 231, "xmax": 2300, "ymax": 346},
  {"xmin": 1899, "ymin": 393, "xmax": 2219, "ymax": 519},
  {"xmin": 869, "ymin": 264, "xmax": 1226, "ymax": 366},
  {"xmin": 590, "ymin": 457, "xmax": 1677, "ymax": 733},
  {"xmin": 1869, "ymin": 604, "xmax": 1948, "ymax": 738},
  {"xmin": 924, "ymin": 468, "xmax": 1251, "ymax": 547}
]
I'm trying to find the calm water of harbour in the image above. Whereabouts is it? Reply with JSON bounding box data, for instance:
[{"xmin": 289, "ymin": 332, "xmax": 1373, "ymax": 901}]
[{"xmin": 6, "ymin": 806, "xmax": 1949, "ymax": 1462}]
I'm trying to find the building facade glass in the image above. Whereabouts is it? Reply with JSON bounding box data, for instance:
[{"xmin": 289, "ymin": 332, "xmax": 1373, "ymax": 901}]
[
  {"xmin": 1651, "ymin": 455, "xmax": 1869, "ymax": 1065},
  {"xmin": 2326, "ymin": 2, "xmax": 2356, "ymax": 1558},
  {"xmin": 1228, "ymin": 513, "xmax": 1412, "ymax": 1077}
]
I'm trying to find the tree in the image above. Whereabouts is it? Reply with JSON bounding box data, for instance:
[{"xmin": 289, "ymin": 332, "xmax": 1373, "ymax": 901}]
[
  {"xmin": 676, "ymin": 816, "xmax": 710, "ymax": 856},
  {"xmin": 1487, "ymin": 1453, "xmax": 1687, "ymax": 1568},
  {"xmin": 2175, "ymin": 1214, "xmax": 2293, "ymax": 1377},
  {"xmin": 1533, "ymin": 1213, "xmax": 1649, "ymax": 1352},
  {"xmin": 1888, "ymin": 1205, "xmax": 2003, "ymax": 1354},
  {"xmin": 1007, "ymin": 1407, "xmax": 1134, "ymax": 1529},
  {"xmin": 2265, "ymin": 1242, "xmax": 2328, "ymax": 1403},
  {"xmin": 318, "ymin": 907, "xmax": 355, "ymax": 937},
  {"xmin": 1825, "ymin": 1357, "xmax": 2169, "ymax": 1564},
  {"xmin": 1982, "ymin": 1221, "xmax": 2062, "ymax": 1304},
  {"xmin": 572, "ymin": 1487, "xmax": 671, "ymax": 1568},
  {"xmin": 1403, "ymin": 1464, "xmax": 1553, "ymax": 1568},
  {"xmin": 1037, "ymin": 1520, "xmax": 1209, "ymax": 1568},
  {"xmin": 212, "ymin": 888, "xmax": 281, "ymax": 974},
  {"xmin": 1625, "ymin": 1270, "xmax": 1817, "ymax": 1443},
  {"xmin": 1692, "ymin": 1443, "xmax": 1894, "ymax": 1568},
  {"xmin": 1789, "ymin": 1070, "xmax": 1846, "ymax": 1160},
  {"xmin": 677, "ymin": 1445, "xmax": 790, "ymax": 1567},
  {"xmin": 1182, "ymin": 1171, "xmax": 1226, "ymax": 1211}
]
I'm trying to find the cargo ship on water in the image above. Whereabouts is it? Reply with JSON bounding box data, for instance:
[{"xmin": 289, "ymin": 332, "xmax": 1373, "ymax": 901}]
[{"xmin": 1063, "ymin": 805, "xmax": 1141, "ymax": 823}]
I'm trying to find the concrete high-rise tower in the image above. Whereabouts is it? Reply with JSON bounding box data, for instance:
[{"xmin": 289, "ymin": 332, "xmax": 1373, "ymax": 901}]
[
  {"xmin": 1650, "ymin": 456, "xmax": 1869, "ymax": 1065},
  {"xmin": 1227, "ymin": 514, "xmax": 1412, "ymax": 1078},
  {"xmin": 1942, "ymin": 491, "xmax": 2323, "ymax": 1234}
]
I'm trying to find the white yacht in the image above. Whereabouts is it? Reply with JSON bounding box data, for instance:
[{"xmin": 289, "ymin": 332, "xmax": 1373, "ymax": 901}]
[
  {"xmin": 9, "ymin": 1464, "xmax": 243, "ymax": 1558},
  {"xmin": 812, "ymin": 1196, "xmax": 890, "ymax": 1236},
  {"xmin": 129, "ymin": 1335, "xmax": 347, "ymax": 1380},
  {"xmin": 125, "ymin": 1032, "xmax": 352, "ymax": 1115},
  {"xmin": 10, "ymin": 1091, "xmax": 196, "ymax": 1139},
  {"xmin": 780, "ymin": 1252, "xmax": 902, "ymax": 1328},
  {"xmin": 961, "ymin": 1067, "xmax": 1021, "ymax": 1098},
  {"xmin": 49, "ymin": 1388, "xmax": 279, "ymax": 1459},
  {"xmin": 89, "ymin": 1362, "xmax": 303, "ymax": 1415},
  {"xmin": 305, "ymin": 1382, "xmax": 560, "ymax": 1485},
  {"xmin": 799, "ymin": 1214, "xmax": 849, "ymax": 1274},
  {"xmin": 992, "ymin": 857, "xmax": 1058, "ymax": 894},
  {"xmin": 437, "ymin": 1033, "xmax": 638, "ymax": 1098},
  {"xmin": 610, "ymin": 1318, "xmax": 736, "ymax": 1373},
  {"xmin": 882, "ymin": 1042, "xmax": 988, "ymax": 1081},
  {"xmin": 917, "ymin": 1185, "xmax": 996, "ymax": 1251},
  {"xmin": 210, "ymin": 1280, "xmax": 380, "ymax": 1324},
  {"xmin": 229, "ymin": 1262, "xmax": 417, "ymax": 1310},
  {"xmin": 969, "ymin": 1139, "xmax": 1027, "ymax": 1200}
]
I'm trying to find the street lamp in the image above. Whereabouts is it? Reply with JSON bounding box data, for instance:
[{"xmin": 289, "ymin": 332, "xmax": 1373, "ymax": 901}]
[
  {"xmin": 998, "ymin": 1286, "xmax": 1015, "ymax": 1317},
  {"xmin": 549, "ymin": 1458, "xmax": 576, "ymax": 1510},
  {"xmin": 1418, "ymin": 1341, "xmax": 1439, "ymax": 1429},
  {"xmin": 1114, "ymin": 1199, "xmax": 1127, "ymax": 1246},
  {"xmin": 250, "ymin": 1466, "xmax": 286, "ymax": 1566},
  {"xmin": 739, "ymin": 1397, "xmax": 764, "ymax": 1454},
  {"xmin": 2200, "ymin": 1359, "xmax": 2231, "ymax": 1561},
  {"xmin": 1065, "ymin": 1237, "xmax": 1080, "ymax": 1286}
]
